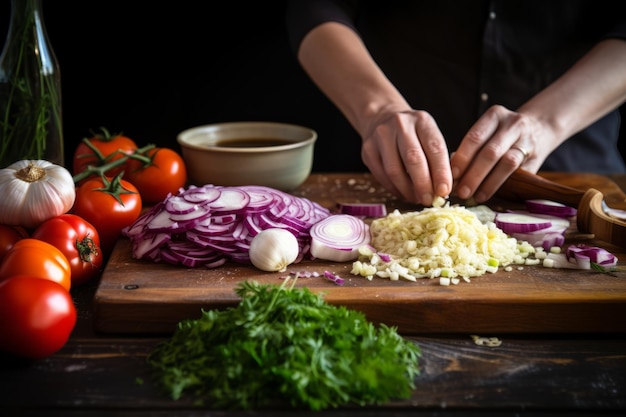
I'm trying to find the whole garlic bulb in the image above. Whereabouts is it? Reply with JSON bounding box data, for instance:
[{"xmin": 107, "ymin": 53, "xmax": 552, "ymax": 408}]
[
  {"xmin": 0, "ymin": 160, "xmax": 76, "ymax": 229},
  {"xmin": 249, "ymin": 228, "xmax": 299, "ymax": 272}
]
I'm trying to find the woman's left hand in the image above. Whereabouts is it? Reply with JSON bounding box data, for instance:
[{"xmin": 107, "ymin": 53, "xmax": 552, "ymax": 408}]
[{"xmin": 450, "ymin": 104, "xmax": 553, "ymax": 202}]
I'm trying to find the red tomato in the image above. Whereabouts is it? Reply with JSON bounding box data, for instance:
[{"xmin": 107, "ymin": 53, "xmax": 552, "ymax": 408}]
[
  {"xmin": 72, "ymin": 128, "xmax": 138, "ymax": 179},
  {"xmin": 32, "ymin": 214, "xmax": 104, "ymax": 286},
  {"xmin": 0, "ymin": 238, "xmax": 72, "ymax": 291},
  {"xmin": 0, "ymin": 224, "xmax": 28, "ymax": 263},
  {"xmin": 125, "ymin": 147, "xmax": 187, "ymax": 203},
  {"xmin": 73, "ymin": 175, "xmax": 142, "ymax": 257},
  {"xmin": 0, "ymin": 276, "xmax": 76, "ymax": 359}
]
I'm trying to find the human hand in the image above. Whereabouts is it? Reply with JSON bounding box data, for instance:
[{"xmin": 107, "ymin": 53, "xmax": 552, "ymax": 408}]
[
  {"xmin": 360, "ymin": 109, "xmax": 453, "ymax": 206},
  {"xmin": 450, "ymin": 105, "xmax": 550, "ymax": 202}
]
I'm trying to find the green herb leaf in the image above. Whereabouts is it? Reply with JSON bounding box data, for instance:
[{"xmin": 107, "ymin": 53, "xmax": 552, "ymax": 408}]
[
  {"xmin": 147, "ymin": 278, "xmax": 421, "ymax": 410},
  {"xmin": 591, "ymin": 262, "xmax": 619, "ymax": 276}
]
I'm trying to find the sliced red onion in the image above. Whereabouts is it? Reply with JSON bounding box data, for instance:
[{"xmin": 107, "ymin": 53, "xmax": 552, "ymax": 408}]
[
  {"xmin": 168, "ymin": 205, "xmax": 211, "ymax": 223},
  {"xmin": 238, "ymin": 185, "xmax": 277, "ymax": 212},
  {"xmin": 182, "ymin": 185, "xmax": 221, "ymax": 204},
  {"xmin": 123, "ymin": 184, "xmax": 331, "ymax": 268},
  {"xmin": 323, "ymin": 270, "xmax": 345, "ymax": 286},
  {"xmin": 143, "ymin": 210, "xmax": 184, "ymax": 233},
  {"xmin": 494, "ymin": 212, "xmax": 553, "ymax": 234},
  {"xmin": 496, "ymin": 210, "xmax": 572, "ymax": 249},
  {"xmin": 566, "ymin": 244, "xmax": 618, "ymax": 267},
  {"xmin": 165, "ymin": 195, "xmax": 198, "ymax": 214},
  {"xmin": 309, "ymin": 214, "xmax": 370, "ymax": 262},
  {"xmin": 133, "ymin": 233, "xmax": 171, "ymax": 259},
  {"xmin": 509, "ymin": 225, "xmax": 567, "ymax": 251},
  {"xmin": 543, "ymin": 244, "xmax": 618, "ymax": 270},
  {"xmin": 525, "ymin": 199, "xmax": 577, "ymax": 218},
  {"xmin": 338, "ymin": 203, "xmax": 387, "ymax": 218},
  {"xmin": 193, "ymin": 221, "xmax": 236, "ymax": 237},
  {"xmin": 207, "ymin": 188, "xmax": 251, "ymax": 213},
  {"xmin": 377, "ymin": 251, "xmax": 393, "ymax": 263}
]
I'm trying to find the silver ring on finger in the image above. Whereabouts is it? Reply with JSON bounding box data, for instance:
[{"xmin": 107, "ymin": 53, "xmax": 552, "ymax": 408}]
[{"xmin": 511, "ymin": 144, "xmax": 529, "ymax": 162}]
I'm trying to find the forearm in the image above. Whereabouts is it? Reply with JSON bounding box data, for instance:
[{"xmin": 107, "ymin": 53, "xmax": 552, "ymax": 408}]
[
  {"xmin": 519, "ymin": 39, "xmax": 626, "ymax": 149},
  {"xmin": 297, "ymin": 22, "xmax": 411, "ymax": 137}
]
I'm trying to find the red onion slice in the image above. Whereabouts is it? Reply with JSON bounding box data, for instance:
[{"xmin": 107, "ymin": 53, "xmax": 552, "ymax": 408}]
[
  {"xmin": 207, "ymin": 188, "xmax": 251, "ymax": 213},
  {"xmin": 238, "ymin": 185, "xmax": 278, "ymax": 212},
  {"xmin": 165, "ymin": 195, "xmax": 198, "ymax": 214},
  {"xmin": 495, "ymin": 212, "xmax": 554, "ymax": 234},
  {"xmin": 309, "ymin": 214, "xmax": 371, "ymax": 262},
  {"xmin": 132, "ymin": 233, "xmax": 171, "ymax": 259},
  {"xmin": 566, "ymin": 244, "xmax": 618, "ymax": 267},
  {"xmin": 509, "ymin": 225, "xmax": 567, "ymax": 251},
  {"xmin": 525, "ymin": 199, "xmax": 577, "ymax": 218},
  {"xmin": 181, "ymin": 185, "xmax": 221, "ymax": 204},
  {"xmin": 144, "ymin": 210, "xmax": 184, "ymax": 233},
  {"xmin": 323, "ymin": 270, "xmax": 345, "ymax": 286},
  {"xmin": 168, "ymin": 205, "xmax": 211, "ymax": 223},
  {"xmin": 338, "ymin": 203, "xmax": 387, "ymax": 218}
]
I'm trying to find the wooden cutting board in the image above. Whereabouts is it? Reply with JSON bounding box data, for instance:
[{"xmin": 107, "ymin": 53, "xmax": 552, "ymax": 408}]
[{"xmin": 93, "ymin": 173, "xmax": 626, "ymax": 335}]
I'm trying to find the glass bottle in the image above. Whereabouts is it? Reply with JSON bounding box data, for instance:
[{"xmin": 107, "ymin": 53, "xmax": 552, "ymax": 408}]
[{"xmin": 0, "ymin": 0, "xmax": 64, "ymax": 168}]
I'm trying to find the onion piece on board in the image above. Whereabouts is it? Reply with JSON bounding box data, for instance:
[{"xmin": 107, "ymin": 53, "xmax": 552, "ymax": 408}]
[
  {"xmin": 496, "ymin": 210, "xmax": 571, "ymax": 249},
  {"xmin": 309, "ymin": 214, "xmax": 370, "ymax": 262},
  {"xmin": 494, "ymin": 212, "xmax": 553, "ymax": 234},
  {"xmin": 525, "ymin": 199, "xmax": 577, "ymax": 218},
  {"xmin": 338, "ymin": 203, "xmax": 387, "ymax": 218},
  {"xmin": 566, "ymin": 244, "xmax": 618, "ymax": 268}
]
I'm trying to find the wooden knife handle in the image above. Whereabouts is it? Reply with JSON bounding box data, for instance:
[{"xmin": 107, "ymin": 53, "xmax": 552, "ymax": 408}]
[
  {"xmin": 577, "ymin": 188, "xmax": 626, "ymax": 248},
  {"xmin": 496, "ymin": 169, "xmax": 585, "ymax": 207}
]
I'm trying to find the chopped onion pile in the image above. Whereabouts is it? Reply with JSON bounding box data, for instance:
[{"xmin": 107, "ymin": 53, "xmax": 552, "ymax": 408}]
[
  {"xmin": 310, "ymin": 214, "xmax": 371, "ymax": 262},
  {"xmin": 123, "ymin": 184, "xmax": 331, "ymax": 268},
  {"xmin": 351, "ymin": 205, "xmax": 521, "ymax": 281},
  {"xmin": 495, "ymin": 211, "xmax": 571, "ymax": 251}
]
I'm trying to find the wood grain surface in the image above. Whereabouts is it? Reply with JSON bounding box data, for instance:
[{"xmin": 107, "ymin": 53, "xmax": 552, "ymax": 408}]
[
  {"xmin": 2, "ymin": 334, "xmax": 625, "ymax": 413},
  {"xmin": 94, "ymin": 173, "xmax": 626, "ymax": 335}
]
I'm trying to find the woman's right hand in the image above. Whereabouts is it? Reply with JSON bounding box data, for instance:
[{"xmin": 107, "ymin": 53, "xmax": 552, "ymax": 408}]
[{"xmin": 360, "ymin": 109, "xmax": 453, "ymax": 206}]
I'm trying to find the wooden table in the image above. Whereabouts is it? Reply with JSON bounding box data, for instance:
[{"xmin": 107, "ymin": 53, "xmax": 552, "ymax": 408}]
[{"xmin": 1, "ymin": 172, "xmax": 625, "ymax": 416}]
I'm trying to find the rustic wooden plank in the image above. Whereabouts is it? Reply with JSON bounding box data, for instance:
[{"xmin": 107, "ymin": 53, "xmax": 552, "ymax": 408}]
[
  {"xmin": 93, "ymin": 173, "xmax": 626, "ymax": 335},
  {"xmin": 1, "ymin": 336, "xmax": 624, "ymax": 413}
]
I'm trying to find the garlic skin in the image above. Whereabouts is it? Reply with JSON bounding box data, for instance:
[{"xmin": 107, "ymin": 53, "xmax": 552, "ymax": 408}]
[
  {"xmin": 0, "ymin": 160, "xmax": 76, "ymax": 229},
  {"xmin": 249, "ymin": 228, "xmax": 299, "ymax": 272}
]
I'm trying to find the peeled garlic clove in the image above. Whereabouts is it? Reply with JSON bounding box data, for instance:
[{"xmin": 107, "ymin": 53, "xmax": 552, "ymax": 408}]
[{"xmin": 249, "ymin": 228, "xmax": 300, "ymax": 272}]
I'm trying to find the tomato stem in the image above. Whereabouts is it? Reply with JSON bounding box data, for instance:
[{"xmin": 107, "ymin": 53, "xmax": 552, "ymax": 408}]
[
  {"xmin": 91, "ymin": 173, "xmax": 139, "ymax": 206},
  {"xmin": 72, "ymin": 143, "xmax": 155, "ymax": 184}
]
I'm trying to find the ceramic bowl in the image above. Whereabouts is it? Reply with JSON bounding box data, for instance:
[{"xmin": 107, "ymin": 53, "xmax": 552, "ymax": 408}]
[{"xmin": 177, "ymin": 121, "xmax": 317, "ymax": 191}]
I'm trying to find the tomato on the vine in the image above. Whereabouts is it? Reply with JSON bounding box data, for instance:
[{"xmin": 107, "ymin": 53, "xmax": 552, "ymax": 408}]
[
  {"xmin": 32, "ymin": 214, "xmax": 103, "ymax": 287},
  {"xmin": 0, "ymin": 276, "xmax": 76, "ymax": 359},
  {"xmin": 0, "ymin": 224, "xmax": 28, "ymax": 263},
  {"xmin": 72, "ymin": 128, "xmax": 138, "ymax": 179},
  {"xmin": 125, "ymin": 147, "xmax": 187, "ymax": 203},
  {"xmin": 73, "ymin": 175, "xmax": 142, "ymax": 257},
  {"xmin": 0, "ymin": 238, "xmax": 72, "ymax": 291}
]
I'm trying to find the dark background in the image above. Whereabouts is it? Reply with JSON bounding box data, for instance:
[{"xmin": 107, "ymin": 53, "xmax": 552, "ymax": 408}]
[
  {"xmin": 0, "ymin": 1, "xmax": 365, "ymax": 173},
  {"xmin": 1, "ymin": 1, "xmax": 624, "ymax": 173}
]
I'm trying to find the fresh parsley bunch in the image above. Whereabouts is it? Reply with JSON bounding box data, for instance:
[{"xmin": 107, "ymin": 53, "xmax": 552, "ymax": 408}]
[{"xmin": 147, "ymin": 278, "xmax": 421, "ymax": 410}]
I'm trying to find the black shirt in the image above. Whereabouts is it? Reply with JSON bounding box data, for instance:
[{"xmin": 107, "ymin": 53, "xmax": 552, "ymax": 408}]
[{"xmin": 286, "ymin": 0, "xmax": 626, "ymax": 173}]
